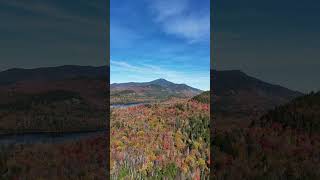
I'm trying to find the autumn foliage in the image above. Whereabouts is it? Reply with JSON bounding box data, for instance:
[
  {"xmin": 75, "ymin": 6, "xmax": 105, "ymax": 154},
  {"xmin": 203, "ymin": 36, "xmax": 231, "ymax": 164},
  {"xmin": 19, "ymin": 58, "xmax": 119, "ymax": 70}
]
[
  {"xmin": 111, "ymin": 99, "xmax": 210, "ymax": 179},
  {"xmin": 0, "ymin": 135, "xmax": 106, "ymax": 179}
]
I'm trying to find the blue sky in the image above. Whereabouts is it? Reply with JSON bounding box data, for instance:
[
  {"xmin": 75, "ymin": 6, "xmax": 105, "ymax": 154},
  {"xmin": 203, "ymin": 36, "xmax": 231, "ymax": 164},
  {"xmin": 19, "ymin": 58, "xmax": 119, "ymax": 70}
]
[
  {"xmin": 111, "ymin": 0, "xmax": 210, "ymax": 90},
  {"xmin": 0, "ymin": 0, "xmax": 106, "ymax": 70},
  {"xmin": 214, "ymin": 0, "xmax": 320, "ymax": 93}
]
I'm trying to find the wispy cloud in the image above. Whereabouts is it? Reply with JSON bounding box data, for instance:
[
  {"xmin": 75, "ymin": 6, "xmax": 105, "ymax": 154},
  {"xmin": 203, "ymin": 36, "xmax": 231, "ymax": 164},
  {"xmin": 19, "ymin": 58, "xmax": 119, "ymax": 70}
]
[
  {"xmin": 150, "ymin": 0, "xmax": 189, "ymax": 21},
  {"xmin": 111, "ymin": 60, "xmax": 180, "ymax": 78},
  {"xmin": 111, "ymin": 60, "xmax": 209, "ymax": 90},
  {"xmin": 147, "ymin": 0, "xmax": 210, "ymax": 43},
  {"xmin": 162, "ymin": 14, "xmax": 210, "ymax": 43}
]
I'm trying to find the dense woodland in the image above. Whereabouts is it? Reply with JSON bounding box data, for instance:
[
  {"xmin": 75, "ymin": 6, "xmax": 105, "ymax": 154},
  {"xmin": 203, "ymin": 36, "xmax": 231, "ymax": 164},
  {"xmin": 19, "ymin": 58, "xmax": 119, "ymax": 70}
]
[
  {"xmin": 110, "ymin": 88, "xmax": 194, "ymax": 105},
  {"xmin": 256, "ymin": 91, "xmax": 320, "ymax": 134},
  {"xmin": 192, "ymin": 91, "xmax": 210, "ymax": 104},
  {"xmin": 0, "ymin": 134, "xmax": 106, "ymax": 179},
  {"xmin": 213, "ymin": 91, "xmax": 320, "ymax": 179},
  {"xmin": 111, "ymin": 98, "xmax": 210, "ymax": 179},
  {"xmin": 0, "ymin": 90, "xmax": 106, "ymax": 134}
]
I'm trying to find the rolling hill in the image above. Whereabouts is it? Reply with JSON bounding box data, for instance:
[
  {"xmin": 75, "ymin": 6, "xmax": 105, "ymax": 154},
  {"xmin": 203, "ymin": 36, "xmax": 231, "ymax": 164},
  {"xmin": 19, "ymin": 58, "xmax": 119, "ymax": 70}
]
[
  {"xmin": 192, "ymin": 91, "xmax": 210, "ymax": 104},
  {"xmin": 254, "ymin": 91, "xmax": 320, "ymax": 133}
]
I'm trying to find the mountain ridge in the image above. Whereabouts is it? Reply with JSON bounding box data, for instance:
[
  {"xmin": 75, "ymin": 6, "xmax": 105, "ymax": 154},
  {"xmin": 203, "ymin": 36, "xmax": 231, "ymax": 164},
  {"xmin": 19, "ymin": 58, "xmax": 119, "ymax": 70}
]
[
  {"xmin": 111, "ymin": 78, "xmax": 202, "ymax": 91},
  {"xmin": 0, "ymin": 65, "xmax": 108, "ymax": 85},
  {"xmin": 112, "ymin": 78, "xmax": 193, "ymax": 86},
  {"xmin": 211, "ymin": 69, "xmax": 303, "ymax": 120},
  {"xmin": 212, "ymin": 69, "xmax": 302, "ymax": 96}
]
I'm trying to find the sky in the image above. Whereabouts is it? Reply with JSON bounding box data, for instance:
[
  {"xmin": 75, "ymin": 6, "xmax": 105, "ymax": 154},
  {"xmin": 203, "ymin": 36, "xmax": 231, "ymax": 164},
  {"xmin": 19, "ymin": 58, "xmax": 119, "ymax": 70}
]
[
  {"xmin": 1, "ymin": 1, "xmax": 319, "ymax": 92},
  {"xmin": 214, "ymin": 0, "xmax": 320, "ymax": 93},
  {"xmin": 0, "ymin": 0, "xmax": 107, "ymax": 70},
  {"xmin": 110, "ymin": 0, "xmax": 210, "ymax": 90}
]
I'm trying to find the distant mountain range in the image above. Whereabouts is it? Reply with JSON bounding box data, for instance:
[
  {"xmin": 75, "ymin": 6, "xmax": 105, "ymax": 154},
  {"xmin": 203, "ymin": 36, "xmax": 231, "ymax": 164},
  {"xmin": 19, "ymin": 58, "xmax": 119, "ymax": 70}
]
[
  {"xmin": 211, "ymin": 69, "xmax": 303, "ymax": 119},
  {"xmin": 0, "ymin": 65, "xmax": 108, "ymax": 109},
  {"xmin": 0, "ymin": 65, "xmax": 107, "ymax": 85},
  {"xmin": 111, "ymin": 79, "xmax": 202, "ymax": 104},
  {"xmin": 0, "ymin": 66, "xmax": 304, "ymax": 113}
]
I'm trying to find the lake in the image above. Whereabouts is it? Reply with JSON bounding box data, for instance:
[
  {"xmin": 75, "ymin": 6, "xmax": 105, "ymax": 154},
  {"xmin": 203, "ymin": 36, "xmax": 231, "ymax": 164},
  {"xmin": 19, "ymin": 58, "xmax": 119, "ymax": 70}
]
[
  {"xmin": 0, "ymin": 102, "xmax": 147, "ymax": 146},
  {"xmin": 0, "ymin": 130, "xmax": 105, "ymax": 145},
  {"xmin": 110, "ymin": 102, "xmax": 147, "ymax": 109}
]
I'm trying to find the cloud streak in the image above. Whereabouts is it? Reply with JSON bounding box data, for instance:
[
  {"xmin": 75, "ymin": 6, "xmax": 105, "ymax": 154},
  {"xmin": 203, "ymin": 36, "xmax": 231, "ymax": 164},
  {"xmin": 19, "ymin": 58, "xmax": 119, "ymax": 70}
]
[{"xmin": 148, "ymin": 0, "xmax": 210, "ymax": 43}]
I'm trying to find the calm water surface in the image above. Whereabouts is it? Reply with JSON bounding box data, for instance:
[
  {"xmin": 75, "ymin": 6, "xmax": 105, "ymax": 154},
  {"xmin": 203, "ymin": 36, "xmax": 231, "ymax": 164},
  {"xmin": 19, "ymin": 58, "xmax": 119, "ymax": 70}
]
[
  {"xmin": 110, "ymin": 102, "xmax": 147, "ymax": 109},
  {"xmin": 0, "ymin": 131, "xmax": 105, "ymax": 145}
]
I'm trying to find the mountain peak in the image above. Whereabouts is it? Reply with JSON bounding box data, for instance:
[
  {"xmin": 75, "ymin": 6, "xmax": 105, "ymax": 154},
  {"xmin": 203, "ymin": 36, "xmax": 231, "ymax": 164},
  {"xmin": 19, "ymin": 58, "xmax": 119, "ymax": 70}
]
[
  {"xmin": 151, "ymin": 78, "xmax": 171, "ymax": 83},
  {"xmin": 149, "ymin": 78, "xmax": 174, "ymax": 86}
]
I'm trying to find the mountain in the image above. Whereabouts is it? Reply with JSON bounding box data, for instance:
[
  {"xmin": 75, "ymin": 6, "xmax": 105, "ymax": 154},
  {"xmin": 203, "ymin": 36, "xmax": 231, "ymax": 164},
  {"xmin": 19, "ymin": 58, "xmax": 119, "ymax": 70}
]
[
  {"xmin": 212, "ymin": 70, "xmax": 301, "ymax": 98},
  {"xmin": 211, "ymin": 69, "xmax": 303, "ymax": 120},
  {"xmin": 0, "ymin": 65, "xmax": 107, "ymax": 85},
  {"xmin": 110, "ymin": 79, "xmax": 202, "ymax": 104},
  {"xmin": 112, "ymin": 78, "xmax": 201, "ymax": 94},
  {"xmin": 0, "ymin": 65, "xmax": 109, "ymax": 111}
]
